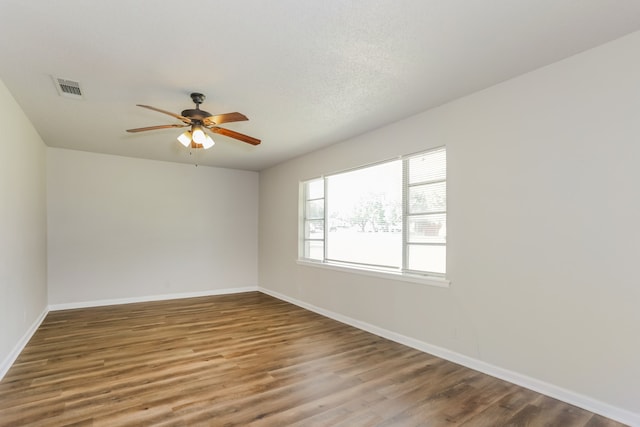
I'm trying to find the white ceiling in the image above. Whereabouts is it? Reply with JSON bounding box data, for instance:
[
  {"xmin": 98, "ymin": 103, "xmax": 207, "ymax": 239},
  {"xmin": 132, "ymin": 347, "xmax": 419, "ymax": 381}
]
[{"xmin": 1, "ymin": 1, "xmax": 640, "ymax": 171}]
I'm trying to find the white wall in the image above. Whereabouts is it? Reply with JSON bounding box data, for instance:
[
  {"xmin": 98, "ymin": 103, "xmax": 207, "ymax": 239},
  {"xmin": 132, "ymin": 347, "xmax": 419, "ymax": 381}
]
[
  {"xmin": 259, "ymin": 31, "xmax": 640, "ymax": 422},
  {"xmin": 0, "ymin": 80, "xmax": 48, "ymax": 374},
  {"xmin": 47, "ymin": 148, "xmax": 258, "ymax": 305}
]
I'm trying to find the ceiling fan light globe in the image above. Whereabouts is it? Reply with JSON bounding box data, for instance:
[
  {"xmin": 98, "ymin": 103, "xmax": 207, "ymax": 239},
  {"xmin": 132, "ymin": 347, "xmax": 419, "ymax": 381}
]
[
  {"xmin": 192, "ymin": 127, "xmax": 206, "ymax": 144},
  {"xmin": 202, "ymin": 134, "xmax": 215, "ymax": 149},
  {"xmin": 177, "ymin": 131, "xmax": 192, "ymax": 147}
]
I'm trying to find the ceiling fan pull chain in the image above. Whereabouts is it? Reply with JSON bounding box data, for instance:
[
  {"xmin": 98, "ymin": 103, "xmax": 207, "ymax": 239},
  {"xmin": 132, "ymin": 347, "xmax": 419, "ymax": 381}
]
[{"xmin": 188, "ymin": 149, "xmax": 198, "ymax": 167}]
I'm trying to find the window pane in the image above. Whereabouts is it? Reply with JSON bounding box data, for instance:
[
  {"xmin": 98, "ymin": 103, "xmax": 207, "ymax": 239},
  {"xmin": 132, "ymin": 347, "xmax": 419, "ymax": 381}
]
[
  {"xmin": 326, "ymin": 160, "xmax": 402, "ymax": 268},
  {"xmin": 407, "ymin": 245, "xmax": 446, "ymax": 274},
  {"xmin": 305, "ymin": 199, "xmax": 324, "ymax": 219},
  {"xmin": 306, "ymin": 179, "xmax": 324, "ymax": 200},
  {"xmin": 327, "ymin": 230, "xmax": 401, "ymax": 267},
  {"xmin": 305, "ymin": 240, "xmax": 324, "ymax": 260},
  {"xmin": 409, "ymin": 181, "xmax": 446, "ymax": 214},
  {"xmin": 409, "ymin": 148, "xmax": 446, "ymax": 184},
  {"xmin": 305, "ymin": 220, "xmax": 324, "ymax": 239},
  {"xmin": 407, "ymin": 213, "xmax": 446, "ymax": 244}
]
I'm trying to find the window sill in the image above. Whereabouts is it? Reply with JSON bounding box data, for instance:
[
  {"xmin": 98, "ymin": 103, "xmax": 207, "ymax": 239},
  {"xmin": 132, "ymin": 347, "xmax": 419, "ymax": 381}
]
[{"xmin": 296, "ymin": 259, "xmax": 450, "ymax": 288}]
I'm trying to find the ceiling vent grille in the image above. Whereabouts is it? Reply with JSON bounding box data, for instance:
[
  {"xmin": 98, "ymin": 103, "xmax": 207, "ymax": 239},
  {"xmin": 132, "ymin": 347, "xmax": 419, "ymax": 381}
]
[{"xmin": 52, "ymin": 76, "xmax": 84, "ymax": 99}]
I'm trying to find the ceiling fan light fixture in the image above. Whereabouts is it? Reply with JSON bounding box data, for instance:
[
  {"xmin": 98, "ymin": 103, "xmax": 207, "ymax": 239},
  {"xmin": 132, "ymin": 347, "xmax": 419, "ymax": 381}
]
[
  {"xmin": 177, "ymin": 130, "xmax": 192, "ymax": 147},
  {"xmin": 177, "ymin": 128, "xmax": 215, "ymax": 149}
]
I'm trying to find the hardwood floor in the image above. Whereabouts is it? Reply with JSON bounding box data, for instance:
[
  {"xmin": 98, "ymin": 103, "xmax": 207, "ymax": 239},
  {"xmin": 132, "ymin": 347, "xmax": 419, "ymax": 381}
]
[{"xmin": 0, "ymin": 292, "xmax": 627, "ymax": 426}]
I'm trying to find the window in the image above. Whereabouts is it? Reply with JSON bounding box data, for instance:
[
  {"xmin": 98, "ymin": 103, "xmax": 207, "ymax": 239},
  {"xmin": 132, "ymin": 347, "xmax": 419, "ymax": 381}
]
[{"xmin": 300, "ymin": 147, "xmax": 446, "ymax": 279}]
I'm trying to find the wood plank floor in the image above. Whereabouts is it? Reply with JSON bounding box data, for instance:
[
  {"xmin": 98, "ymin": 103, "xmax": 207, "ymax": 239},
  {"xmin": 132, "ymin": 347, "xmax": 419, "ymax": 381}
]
[{"xmin": 0, "ymin": 292, "xmax": 627, "ymax": 426}]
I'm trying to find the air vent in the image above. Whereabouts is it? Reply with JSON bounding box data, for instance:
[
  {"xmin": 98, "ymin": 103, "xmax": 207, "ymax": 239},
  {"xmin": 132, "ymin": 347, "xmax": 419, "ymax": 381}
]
[{"xmin": 52, "ymin": 76, "xmax": 84, "ymax": 99}]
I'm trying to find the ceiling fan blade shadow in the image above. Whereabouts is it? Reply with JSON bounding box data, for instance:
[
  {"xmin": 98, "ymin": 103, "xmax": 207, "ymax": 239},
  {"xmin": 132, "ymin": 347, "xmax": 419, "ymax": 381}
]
[
  {"xmin": 204, "ymin": 112, "xmax": 248, "ymax": 126},
  {"xmin": 126, "ymin": 124, "xmax": 189, "ymax": 133},
  {"xmin": 136, "ymin": 104, "xmax": 192, "ymax": 124},
  {"xmin": 209, "ymin": 127, "xmax": 261, "ymax": 145}
]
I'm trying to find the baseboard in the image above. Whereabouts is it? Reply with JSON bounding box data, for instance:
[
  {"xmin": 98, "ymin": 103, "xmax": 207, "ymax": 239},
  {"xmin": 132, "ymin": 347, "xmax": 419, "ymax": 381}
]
[
  {"xmin": 48, "ymin": 286, "xmax": 259, "ymax": 311},
  {"xmin": 259, "ymin": 287, "xmax": 640, "ymax": 427},
  {"xmin": 0, "ymin": 307, "xmax": 49, "ymax": 381}
]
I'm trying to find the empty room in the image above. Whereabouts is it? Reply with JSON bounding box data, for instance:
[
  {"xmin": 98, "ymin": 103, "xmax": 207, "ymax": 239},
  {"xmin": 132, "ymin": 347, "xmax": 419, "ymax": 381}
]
[{"xmin": 1, "ymin": 1, "xmax": 639, "ymax": 426}]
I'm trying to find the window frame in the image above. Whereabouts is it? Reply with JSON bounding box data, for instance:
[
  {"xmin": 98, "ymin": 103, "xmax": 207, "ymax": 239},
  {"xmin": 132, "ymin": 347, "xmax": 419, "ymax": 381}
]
[
  {"xmin": 301, "ymin": 178, "xmax": 326, "ymax": 261},
  {"xmin": 299, "ymin": 147, "xmax": 449, "ymax": 288},
  {"xmin": 403, "ymin": 149, "xmax": 447, "ymax": 275}
]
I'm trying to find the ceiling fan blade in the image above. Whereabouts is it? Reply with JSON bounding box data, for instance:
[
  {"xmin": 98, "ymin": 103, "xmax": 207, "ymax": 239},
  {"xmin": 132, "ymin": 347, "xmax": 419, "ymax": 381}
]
[
  {"xmin": 126, "ymin": 124, "xmax": 188, "ymax": 133},
  {"xmin": 136, "ymin": 104, "xmax": 192, "ymax": 124},
  {"xmin": 203, "ymin": 112, "xmax": 248, "ymax": 126},
  {"xmin": 209, "ymin": 127, "xmax": 261, "ymax": 145}
]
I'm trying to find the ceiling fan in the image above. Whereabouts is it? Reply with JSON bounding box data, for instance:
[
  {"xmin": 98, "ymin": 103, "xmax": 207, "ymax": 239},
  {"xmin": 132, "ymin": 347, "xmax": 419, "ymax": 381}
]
[{"xmin": 126, "ymin": 93, "xmax": 260, "ymax": 149}]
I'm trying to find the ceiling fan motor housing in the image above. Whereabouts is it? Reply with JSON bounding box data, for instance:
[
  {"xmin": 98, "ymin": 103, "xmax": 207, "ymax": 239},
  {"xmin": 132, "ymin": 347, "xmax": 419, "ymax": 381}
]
[{"xmin": 181, "ymin": 109, "xmax": 211, "ymax": 122}]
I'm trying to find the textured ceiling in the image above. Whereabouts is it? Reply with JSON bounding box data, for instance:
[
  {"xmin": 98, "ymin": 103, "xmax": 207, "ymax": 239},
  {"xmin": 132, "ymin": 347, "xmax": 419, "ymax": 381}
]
[{"xmin": 1, "ymin": 0, "xmax": 640, "ymax": 170}]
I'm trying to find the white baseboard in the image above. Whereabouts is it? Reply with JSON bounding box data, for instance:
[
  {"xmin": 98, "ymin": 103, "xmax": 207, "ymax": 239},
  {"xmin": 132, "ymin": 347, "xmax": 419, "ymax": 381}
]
[
  {"xmin": 0, "ymin": 307, "xmax": 49, "ymax": 381},
  {"xmin": 259, "ymin": 287, "xmax": 639, "ymax": 427},
  {"xmin": 48, "ymin": 286, "xmax": 259, "ymax": 311}
]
